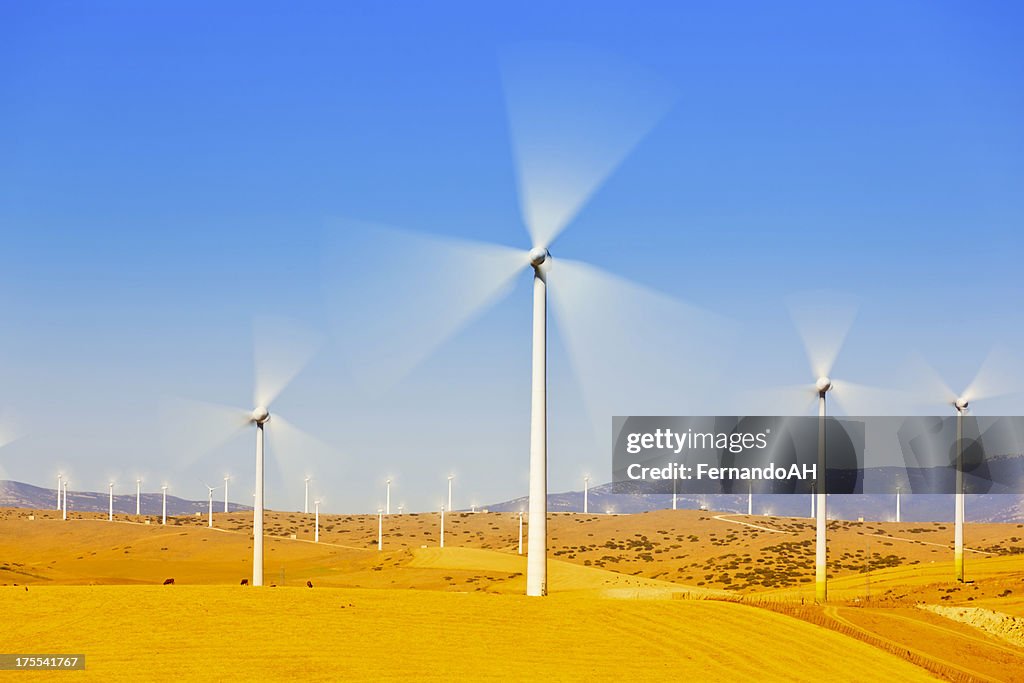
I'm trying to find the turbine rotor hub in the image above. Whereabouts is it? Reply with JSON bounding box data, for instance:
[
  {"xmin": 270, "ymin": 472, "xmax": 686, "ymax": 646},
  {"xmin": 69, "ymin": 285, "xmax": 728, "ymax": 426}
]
[
  {"xmin": 815, "ymin": 376, "xmax": 832, "ymax": 394},
  {"xmin": 955, "ymin": 397, "xmax": 969, "ymax": 411},
  {"xmin": 251, "ymin": 406, "xmax": 271, "ymax": 424},
  {"xmin": 529, "ymin": 247, "xmax": 549, "ymax": 268}
]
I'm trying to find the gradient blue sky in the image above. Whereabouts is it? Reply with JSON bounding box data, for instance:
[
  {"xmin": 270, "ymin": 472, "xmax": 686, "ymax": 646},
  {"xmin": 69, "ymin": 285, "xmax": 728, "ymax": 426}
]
[{"xmin": 1, "ymin": 2, "xmax": 1022, "ymax": 512}]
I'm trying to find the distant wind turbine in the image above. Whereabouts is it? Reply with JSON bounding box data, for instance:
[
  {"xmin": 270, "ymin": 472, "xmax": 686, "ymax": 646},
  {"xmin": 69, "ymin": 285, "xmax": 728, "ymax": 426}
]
[
  {"xmin": 440, "ymin": 505, "xmax": 445, "ymax": 549},
  {"xmin": 161, "ymin": 485, "xmax": 167, "ymax": 525},
  {"xmin": 749, "ymin": 293, "xmax": 907, "ymax": 603},
  {"xmin": 304, "ymin": 476, "xmax": 310, "ymax": 514},
  {"xmin": 57, "ymin": 473, "xmax": 62, "ymax": 510},
  {"xmin": 447, "ymin": 475, "xmax": 454, "ymax": 513},
  {"xmin": 385, "ymin": 478, "xmax": 392, "ymax": 515},
  {"xmin": 108, "ymin": 481, "xmax": 114, "ymax": 521},
  {"xmin": 583, "ymin": 475, "xmax": 590, "ymax": 514},
  {"xmin": 207, "ymin": 485, "xmax": 215, "ymax": 528},
  {"xmin": 908, "ymin": 347, "xmax": 1023, "ymax": 582},
  {"xmin": 162, "ymin": 317, "xmax": 333, "ymax": 587},
  {"xmin": 136, "ymin": 478, "xmax": 141, "ymax": 515},
  {"xmin": 223, "ymin": 475, "xmax": 229, "ymax": 513}
]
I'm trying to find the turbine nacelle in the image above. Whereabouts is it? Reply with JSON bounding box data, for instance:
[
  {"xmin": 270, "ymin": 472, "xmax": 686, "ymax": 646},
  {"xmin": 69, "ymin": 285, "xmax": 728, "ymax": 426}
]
[
  {"xmin": 251, "ymin": 406, "xmax": 271, "ymax": 425},
  {"xmin": 815, "ymin": 376, "xmax": 832, "ymax": 394},
  {"xmin": 954, "ymin": 397, "xmax": 969, "ymax": 412},
  {"xmin": 529, "ymin": 247, "xmax": 550, "ymax": 269}
]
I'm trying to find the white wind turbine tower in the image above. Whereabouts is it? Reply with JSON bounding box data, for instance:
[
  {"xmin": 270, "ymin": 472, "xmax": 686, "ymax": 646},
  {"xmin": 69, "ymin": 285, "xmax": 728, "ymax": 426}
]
[
  {"xmin": 326, "ymin": 46, "xmax": 733, "ymax": 597},
  {"xmin": 108, "ymin": 481, "xmax": 114, "ymax": 521},
  {"xmin": 304, "ymin": 476, "xmax": 310, "ymax": 514},
  {"xmin": 136, "ymin": 478, "xmax": 142, "ymax": 515},
  {"xmin": 385, "ymin": 478, "xmax": 392, "ymax": 515},
  {"xmin": 162, "ymin": 317, "xmax": 329, "ymax": 587},
  {"xmin": 57, "ymin": 473, "xmax": 63, "ymax": 510},
  {"xmin": 583, "ymin": 475, "xmax": 589, "ymax": 514},
  {"xmin": 223, "ymin": 475, "xmax": 230, "ymax": 513},
  {"xmin": 518, "ymin": 510, "xmax": 524, "ymax": 555},
  {"xmin": 447, "ymin": 475, "xmax": 454, "ymax": 513},
  {"xmin": 161, "ymin": 485, "xmax": 168, "ymax": 525},
  {"xmin": 909, "ymin": 347, "xmax": 1023, "ymax": 583},
  {"xmin": 206, "ymin": 485, "xmax": 215, "ymax": 528},
  {"xmin": 440, "ymin": 505, "xmax": 445, "ymax": 549},
  {"xmin": 895, "ymin": 485, "xmax": 901, "ymax": 523}
]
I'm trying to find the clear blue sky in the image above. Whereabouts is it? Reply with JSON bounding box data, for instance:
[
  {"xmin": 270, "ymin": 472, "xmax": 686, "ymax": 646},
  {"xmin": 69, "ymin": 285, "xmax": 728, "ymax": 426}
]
[{"xmin": 1, "ymin": 1, "xmax": 1021, "ymax": 512}]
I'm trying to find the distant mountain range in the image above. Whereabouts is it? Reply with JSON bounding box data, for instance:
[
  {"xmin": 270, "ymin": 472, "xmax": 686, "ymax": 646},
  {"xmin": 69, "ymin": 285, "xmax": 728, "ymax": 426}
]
[
  {"xmin": 0, "ymin": 480, "xmax": 252, "ymax": 516},
  {"xmin": 3, "ymin": 479, "xmax": 1022, "ymax": 523}
]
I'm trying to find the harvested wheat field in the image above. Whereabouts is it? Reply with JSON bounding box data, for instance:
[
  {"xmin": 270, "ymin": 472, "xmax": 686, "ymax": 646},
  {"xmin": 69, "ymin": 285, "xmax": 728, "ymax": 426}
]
[
  {"xmin": 1, "ymin": 585, "xmax": 939, "ymax": 682},
  {"xmin": 2, "ymin": 507, "xmax": 1024, "ymax": 680}
]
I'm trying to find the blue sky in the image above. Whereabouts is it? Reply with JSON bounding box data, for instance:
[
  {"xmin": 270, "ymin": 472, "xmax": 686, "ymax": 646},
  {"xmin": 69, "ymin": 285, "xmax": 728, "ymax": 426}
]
[{"xmin": 1, "ymin": 1, "xmax": 1022, "ymax": 512}]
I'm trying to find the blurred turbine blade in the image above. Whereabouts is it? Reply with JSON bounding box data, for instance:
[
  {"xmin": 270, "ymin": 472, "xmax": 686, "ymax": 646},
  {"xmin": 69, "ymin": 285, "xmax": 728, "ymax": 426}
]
[
  {"xmin": 0, "ymin": 409, "xmax": 25, "ymax": 452},
  {"xmin": 786, "ymin": 291, "xmax": 860, "ymax": 380},
  {"xmin": 325, "ymin": 220, "xmax": 529, "ymax": 393},
  {"xmin": 501, "ymin": 43, "xmax": 676, "ymax": 249},
  {"xmin": 253, "ymin": 316, "xmax": 324, "ymax": 409},
  {"xmin": 902, "ymin": 352, "xmax": 958, "ymax": 408},
  {"xmin": 830, "ymin": 380, "xmax": 916, "ymax": 416},
  {"xmin": 160, "ymin": 397, "xmax": 250, "ymax": 467},
  {"xmin": 548, "ymin": 258, "xmax": 736, "ymax": 439},
  {"xmin": 268, "ymin": 414, "xmax": 339, "ymax": 508},
  {"xmin": 963, "ymin": 344, "xmax": 1024, "ymax": 403},
  {"xmin": 739, "ymin": 384, "xmax": 817, "ymax": 416}
]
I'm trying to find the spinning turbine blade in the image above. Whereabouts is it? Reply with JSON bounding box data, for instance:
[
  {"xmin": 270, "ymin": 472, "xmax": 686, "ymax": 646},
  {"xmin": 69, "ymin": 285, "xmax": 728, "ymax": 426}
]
[
  {"xmin": 787, "ymin": 292, "xmax": 859, "ymax": 380},
  {"xmin": 268, "ymin": 414, "xmax": 339, "ymax": 482},
  {"xmin": 740, "ymin": 383, "xmax": 817, "ymax": 416},
  {"xmin": 160, "ymin": 397, "xmax": 250, "ymax": 466},
  {"xmin": 253, "ymin": 316, "xmax": 323, "ymax": 409},
  {"xmin": 963, "ymin": 344, "xmax": 1024, "ymax": 403},
  {"xmin": 326, "ymin": 221, "xmax": 529, "ymax": 392},
  {"xmin": 903, "ymin": 353, "xmax": 958, "ymax": 408},
  {"xmin": 829, "ymin": 380, "xmax": 915, "ymax": 416},
  {"xmin": 501, "ymin": 43, "xmax": 676, "ymax": 249},
  {"xmin": 548, "ymin": 258, "xmax": 735, "ymax": 436}
]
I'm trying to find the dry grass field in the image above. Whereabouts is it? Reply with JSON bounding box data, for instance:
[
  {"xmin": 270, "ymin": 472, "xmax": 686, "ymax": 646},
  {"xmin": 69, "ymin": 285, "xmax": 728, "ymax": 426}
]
[{"xmin": 1, "ymin": 506, "xmax": 1023, "ymax": 681}]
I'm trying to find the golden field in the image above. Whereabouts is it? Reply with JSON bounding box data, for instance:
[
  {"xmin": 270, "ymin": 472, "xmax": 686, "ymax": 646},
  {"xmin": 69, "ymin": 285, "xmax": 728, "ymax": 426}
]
[{"xmin": 1, "ymin": 507, "xmax": 1023, "ymax": 681}]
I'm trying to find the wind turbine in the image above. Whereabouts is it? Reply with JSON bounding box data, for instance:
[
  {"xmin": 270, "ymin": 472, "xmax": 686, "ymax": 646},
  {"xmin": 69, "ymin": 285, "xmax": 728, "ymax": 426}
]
[
  {"xmin": 223, "ymin": 475, "xmax": 229, "ymax": 513},
  {"xmin": 447, "ymin": 475, "xmax": 454, "ymax": 513},
  {"xmin": 749, "ymin": 293, "xmax": 907, "ymax": 603},
  {"xmin": 162, "ymin": 317, "xmax": 330, "ymax": 587},
  {"xmin": 908, "ymin": 347, "xmax": 1023, "ymax": 583},
  {"xmin": 57, "ymin": 473, "xmax": 62, "ymax": 510},
  {"xmin": 518, "ymin": 511, "xmax": 523, "ymax": 555},
  {"xmin": 583, "ymin": 475, "xmax": 589, "ymax": 514},
  {"xmin": 161, "ymin": 485, "xmax": 167, "ymax": 525},
  {"xmin": 895, "ymin": 485, "xmax": 901, "ymax": 523},
  {"xmin": 136, "ymin": 478, "xmax": 142, "ymax": 515},
  {"xmin": 207, "ymin": 485, "xmax": 215, "ymax": 528},
  {"xmin": 385, "ymin": 478, "xmax": 391, "ymax": 515},
  {"xmin": 108, "ymin": 481, "xmax": 114, "ymax": 521},
  {"xmin": 325, "ymin": 47, "xmax": 733, "ymax": 597},
  {"xmin": 304, "ymin": 476, "xmax": 310, "ymax": 514},
  {"xmin": 440, "ymin": 505, "xmax": 445, "ymax": 549}
]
